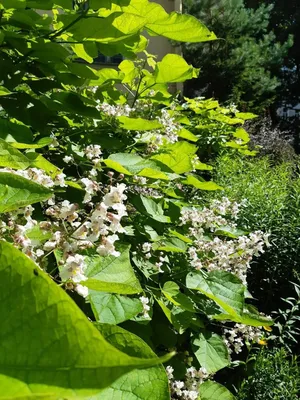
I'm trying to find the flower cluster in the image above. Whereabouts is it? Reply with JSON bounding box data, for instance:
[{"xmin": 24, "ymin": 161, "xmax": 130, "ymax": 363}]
[
  {"xmin": 135, "ymin": 106, "xmax": 181, "ymax": 151},
  {"xmin": 166, "ymin": 366, "xmax": 210, "ymax": 400},
  {"xmin": 139, "ymin": 296, "xmax": 151, "ymax": 318},
  {"xmin": 0, "ymin": 167, "xmax": 66, "ymax": 188},
  {"xmin": 180, "ymin": 197, "xmax": 270, "ymax": 283},
  {"xmin": 1, "ymin": 178, "xmax": 128, "ymax": 297},
  {"xmin": 223, "ymin": 323, "xmax": 265, "ymax": 354},
  {"xmin": 141, "ymin": 242, "xmax": 167, "ymax": 273},
  {"xmin": 96, "ymin": 102, "xmax": 133, "ymax": 117}
]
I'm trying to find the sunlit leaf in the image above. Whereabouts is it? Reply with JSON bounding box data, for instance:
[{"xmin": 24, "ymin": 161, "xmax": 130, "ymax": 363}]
[
  {"xmin": 192, "ymin": 331, "xmax": 229, "ymax": 373},
  {"xmin": 0, "ymin": 172, "xmax": 52, "ymax": 213},
  {"xmin": 83, "ymin": 245, "xmax": 142, "ymax": 295},
  {"xmin": 0, "ymin": 241, "xmax": 169, "ymax": 398}
]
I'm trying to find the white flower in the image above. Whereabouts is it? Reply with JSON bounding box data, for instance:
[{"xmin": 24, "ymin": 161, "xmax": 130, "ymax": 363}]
[
  {"xmin": 59, "ymin": 200, "xmax": 78, "ymax": 221},
  {"xmin": 85, "ymin": 144, "xmax": 102, "ymax": 160},
  {"xmin": 166, "ymin": 366, "xmax": 174, "ymax": 380},
  {"xmin": 43, "ymin": 240, "xmax": 57, "ymax": 251},
  {"xmin": 142, "ymin": 242, "xmax": 152, "ymax": 253},
  {"xmin": 81, "ymin": 177, "xmax": 98, "ymax": 203},
  {"xmin": 96, "ymin": 234, "xmax": 120, "ymax": 257},
  {"xmin": 63, "ymin": 155, "xmax": 73, "ymax": 164},
  {"xmin": 36, "ymin": 249, "xmax": 45, "ymax": 258},
  {"xmin": 139, "ymin": 296, "xmax": 150, "ymax": 318},
  {"xmin": 60, "ymin": 254, "xmax": 86, "ymax": 283},
  {"xmin": 75, "ymin": 283, "xmax": 89, "ymax": 298},
  {"xmin": 103, "ymin": 183, "xmax": 127, "ymax": 206},
  {"xmin": 54, "ymin": 172, "xmax": 67, "ymax": 187}
]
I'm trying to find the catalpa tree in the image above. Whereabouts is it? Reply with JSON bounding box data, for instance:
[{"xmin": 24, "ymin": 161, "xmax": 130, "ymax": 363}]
[{"xmin": 0, "ymin": 1, "xmax": 272, "ymax": 399}]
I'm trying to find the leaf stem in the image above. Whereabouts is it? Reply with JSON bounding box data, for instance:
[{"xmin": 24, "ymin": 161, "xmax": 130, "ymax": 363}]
[{"xmin": 49, "ymin": 9, "xmax": 89, "ymax": 40}]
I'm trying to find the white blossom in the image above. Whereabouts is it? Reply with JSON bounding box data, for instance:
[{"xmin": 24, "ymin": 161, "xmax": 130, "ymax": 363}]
[
  {"xmin": 139, "ymin": 296, "xmax": 150, "ymax": 318},
  {"xmin": 63, "ymin": 155, "xmax": 73, "ymax": 164}
]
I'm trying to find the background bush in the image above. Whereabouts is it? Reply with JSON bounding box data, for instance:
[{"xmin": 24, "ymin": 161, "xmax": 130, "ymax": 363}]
[
  {"xmin": 209, "ymin": 155, "xmax": 300, "ymax": 314},
  {"xmin": 237, "ymin": 348, "xmax": 300, "ymax": 400}
]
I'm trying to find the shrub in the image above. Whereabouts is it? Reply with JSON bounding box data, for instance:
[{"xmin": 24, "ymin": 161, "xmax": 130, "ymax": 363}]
[
  {"xmin": 245, "ymin": 117, "xmax": 296, "ymax": 163},
  {"xmin": 237, "ymin": 348, "xmax": 300, "ymax": 400},
  {"xmin": 0, "ymin": 2, "xmax": 274, "ymax": 398},
  {"xmin": 210, "ymin": 155, "xmax": 300, "ymax": 313}
]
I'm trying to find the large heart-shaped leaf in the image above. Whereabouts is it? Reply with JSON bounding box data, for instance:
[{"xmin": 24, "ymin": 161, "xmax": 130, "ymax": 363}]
[
  {"xmin": 155, "ymin": 54, "xmax": 199, "ymax": 83},
  {"xmin": 82, "ymin": 245, "xmax": 142, "ymax": 294},
  {"xmin": 89, "ymin": 324, "xmax": 170, "ymax": 400},
  {"xmin": 0, "ymin": 172, "xmax": 52, "ymax": 213},
  {"xmin": 117, "ymin": 116, "xmax": 162, "ymax": 130},
  {"xmin": 192, "ymin": 331, "xmax": 229, "ymax": 374},
  {"xmin": 89, "ymin": 292, "xmax": 143, "ymax": 324},
  {"xmin": 151, "ymin": 141, "xmax": 197, "ymax": 174},
  {"xmin": 0, "ymin": 138, "xmax": 30, "ymax": 169},
  {"xmin": 0, "ymin": 241, "xmax": 171, "ymax": 398},
  {"xmin": 199, "ymin": 381, "xmax": 235, "ymax": 400},
  {"xmin": 186, "ymin": 270, "xmax": 245, "ymax": 317}
]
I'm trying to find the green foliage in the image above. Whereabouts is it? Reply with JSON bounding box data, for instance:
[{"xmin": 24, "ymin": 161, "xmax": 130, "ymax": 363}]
[
  {"xmin": 0, "ymin": 1, "xmax": 271, "ymax": 398},
  {"xmin": 271, "ymin": 282, "xmax": 300, "ymax": 353},
  {"xmin": 0, "ymin": 241, "xmax": 168, "ymax": 398},
  {"xmin": 94, "ymin": 324, "xmax": 170, "ymax": 400},
  {"xmin": 246, "ymin": 0, "xmax": 300, "ymax": 110},
  {"xmin": 192, "ymin": 331, "xmax": 230, "ymax": 374},
  {"xmin": 183, "ymin": 0, "xmax": 293, "ymax": 112},
  {"xmin": 83, "ymin": 245, "xmax": 142, "ymax": 294},
  {"xmin": 237, "ymin": 348, "xmax": 300, "ymax": 400},
  {"xmin": 0, "ymin": 172, "xmax": 52, "ymax": 212},
  {"xmin": 210, "ymin": 155, "xmax": 300, "ymax": 313},
  {"xmin": 200, "ymin": 380, "xmax": 236, "ymax": 400}
]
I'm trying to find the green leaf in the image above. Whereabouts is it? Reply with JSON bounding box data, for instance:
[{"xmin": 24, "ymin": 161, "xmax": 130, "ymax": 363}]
[
  {"xmin": 25, "ymin": 225, "xmax": 52, "ymax": 242},
  {"xmin": 138, "ymin": 168, "xmax": 169, "ymax": 180},
  {"xmin": 0, "ymin": 241, "xmax": 171, "ymax": 398},
  {"xmin": 89, "ymin": 292, "xmax": 143, "ymax": 324},
  {"xmin": 193, "ymin": 160, "xmax": 213, "ymax": 171},
  {"xmin": 92, "ymin": 324, "xmax": 170, "ymax": 400},
  {"xmin": 0, "ymin": 86, "xmax": 12, "ymax": 96},
  {"xmin": 1, "ymin": 0, "xmax": 26, "ymax": 8},
  {"xmin": 144, "ymin": 5, "xmax": 216, "ymax": 42},
  {"xmin": 151, "ymin": 141, "xmax": 197, "ymax": 174},
  {"xmin": 10, "ymin": 137, "xmax": 52, "ymax": 149},
  {"xmin": 0, "ymin": 172, "xmax": 52, "ymax": 213},
  {"xmin": 235, "ymin": 112, "xmax": 257, "ymax": 120},
  {"xmin": 233, "ymin": 128, "xmax": 250, "ymax": 143},
  {"xmin": 103, "ymin": 159, "xmax": 133, "ymax": 175},
  {"xmin": 192, "ymin": 331, "xmax": 229, "ymax": 373},
  {"xmin": 155, "ymin": 54, "xmax": 199, "ymax": 83},
  {"xmin": 65, "ymin": 13, "xmax": 146, "ymax": 43},
  {"xmin": 139, "ymin": 195, "xmax": 171, "ymax": 223},
  {"xmin": 169, "ymin": 229, "xmax": 193, "ymax": 243},
  {"xmin": 162, "ymin": 281, "xmax": 196, "ymax": 312},
  {"xmin": 0, "ymin": 119, "xmax": 33, "ymax": 143},
  {"xmin": 154, "ymin": 237, "xmax": 187, "ymax": 252},
  {"xmin": 186, "ymin": 271, "xmax": 245, "ymax": 317},
  {"xmin": 107, "ymin": 153, "xmax": 168, "ymax": 178},
  {"xmin": 177, "ymin": 127, "xmax": 198, "ymax": 142},
  {"xmin": 71, "ymin": 43, "xmax": 95, "ymax": 64},
  {"xmin": 199, "ymin": 381, "xmax": 235, "ymax": 400},
  {"xmin": 0, "ymin": 138, "xmax": 30, "ymax": 169},
  {"xmin": 182, "ymin": 175, "xmax": 223, "ymax": 191},
  {"xmin": 83, "ymin": 245, "xmax": 142, "ymax": 295},
  {"xmin": 26, "ymin": 153, "xmax": 60, "ymax": 177},
  {"xmin": 117, "ymin": 116, "xmax": 162, "ymax": 130},
  {"xmin": 214, "ymin": 226, "xmax": 247, "ymax": 239},
  {"xmin": 118, "ymin": 60, "xmax": 138, "ymax": 83},
  {"xmin": 213, "ymin": 304, "xmax": 273, "ymax": 327}
]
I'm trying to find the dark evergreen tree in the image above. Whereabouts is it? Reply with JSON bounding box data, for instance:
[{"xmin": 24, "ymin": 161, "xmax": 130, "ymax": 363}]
[
  {"xmin": 246, "ymin": 0, "xmax": 300, "ymax": 109},
  {"xmin": 183, "ymin": 0, "xmax": 293, "ymax": 113}
]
